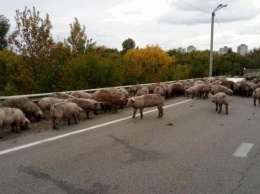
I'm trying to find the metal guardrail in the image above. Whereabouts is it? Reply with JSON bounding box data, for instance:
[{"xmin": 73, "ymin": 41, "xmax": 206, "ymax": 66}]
[
  {"xmin": 0, "ymin": 76, "xmax": 237, "ymax": 102},
  {"xmin": 0, "ymin": 86, "xmax": 133, "ymax": 102}
]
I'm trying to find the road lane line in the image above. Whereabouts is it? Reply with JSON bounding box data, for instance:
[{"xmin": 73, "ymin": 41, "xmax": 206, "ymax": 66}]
[
  {"xmin": 233, "ymin": 143, "xmax": 254, "ymax": 158},
  {"xmin": 0, "ymin": 99, "xmax": 192, "ymax": 156}
]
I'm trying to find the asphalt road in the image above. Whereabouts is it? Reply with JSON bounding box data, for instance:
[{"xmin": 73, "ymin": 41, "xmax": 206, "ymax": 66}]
[{"xmin": 0, "ymin": 95, "xmax": 259, "ymax": 194}]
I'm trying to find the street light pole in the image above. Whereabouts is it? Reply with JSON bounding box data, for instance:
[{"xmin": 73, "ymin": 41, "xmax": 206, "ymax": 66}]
[{"xmin": 209, "ymin": 4, "xmax": 227, "ymax": 77}]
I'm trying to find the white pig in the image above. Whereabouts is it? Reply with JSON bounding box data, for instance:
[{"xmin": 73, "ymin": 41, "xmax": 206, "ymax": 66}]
[
  {"xmin": 126, "ymin": 94, "xmax": 165, "ymax": 118},
  {"xmin": 50, "ymin": 102, "xmax": 83, "ymax": 130},
  {"xmin": 0, "ymin": 107, "xmax": 30, "ymax": 133}
]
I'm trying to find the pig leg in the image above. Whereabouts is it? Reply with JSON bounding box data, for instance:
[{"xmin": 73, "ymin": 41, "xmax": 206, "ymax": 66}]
[
  {"xmin": 52, "ymin": 118, "xmax": 56, "ymax": 129},
  {"xmin": 225, "ymin": 104, "xmax": 228, "ymax": 114},
  {"xmin": 158, "ymin": 107, "xmax": 163, "ymax": 118},
  {"xmin": 55, "ymin": 119, "xmax": 59, "ymax": 130},
  {"xmin": 111, "ymin": 104, "xmax": 115, "ymax": 113},
  {"xmin": 218, "ymin": 104, "xmax": 222, "ymax": 113},
  {"xmin": 254, "ymin": 98, "xmax": 256, "ymax": 106},
  {"xmin": 157, "ymin": 108, "xmax": 161, "ymax": 118},
  {"xmin": 132, "ymin": 108, "xmax": 138, "ymax": 118},
  {"xmin": 139, "ymin": 108, "xmax": 144, "ymax": 118},
  {"xmin": 85, "ymin": 110, "xmax": 90, "ymax": 119},
  {"xmin": 114, "ymin": 104, "xmax": 118, "ymax": 113},
  {"xmin": 52, "ymin": 118, "xmax": 58, "ymax": 130},
  {"xmin": 161, "ymin": 108, "xmax": 164, "ymax": 117},
  {"xmin": 111, "ymin": 104, "xmax": 116, "ymax": 113},
  {"xmin": 73, "ymin": 115, "xmax": 77, "ymax": 124},
  {"xmin": 215, "ymin": 103, "xmax": 218, "ymax": 111},
  {"xmin": 11, "ymin": 122, "xmax": 20, "ymax": 133}
]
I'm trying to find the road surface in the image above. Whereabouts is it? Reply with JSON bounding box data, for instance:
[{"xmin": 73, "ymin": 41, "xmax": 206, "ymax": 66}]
[{"xmin": 0, "ymin": 95, "xmax": 259, "ymax": 194}]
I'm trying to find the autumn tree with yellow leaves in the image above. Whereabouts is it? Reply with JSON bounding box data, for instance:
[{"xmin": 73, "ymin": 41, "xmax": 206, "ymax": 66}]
[{"xmin": 122, "ymin": 45, "xmax": 173, "ymax": 84}]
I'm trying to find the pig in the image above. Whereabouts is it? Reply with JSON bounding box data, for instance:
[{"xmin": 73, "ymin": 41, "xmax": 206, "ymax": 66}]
[
  {"xmin": 194, "ymin": 80, "xmax": 205, "ymax": 85},
  {"xmin": 0, "ymin": 97, "xmax": 44, "ymax": 121},
  {"xmin": 221, "ymin": 80, "xmax": 235, "ymax": 91},
  {"xmin": 0, "ymin": 107, "xmax": 30, "ymax": 133},
  {"xmin": 128, "ymin": 85, "xmax": 143, "ymax": 96},
  {"xmin": 252, "ymin": 88, "xmax": 260, "ymax": 106},
  {"xmin": 234, "ymin": 82, "xmax": 242, "ymax": 95},
  {"xmin": 126, "ymin": 94, "xmax": 165, "ymax": 118},
  {"xmin": 252, "ymin": 82, "xmax": 260, "ymax": 91},
  {"xmin": 92, "ymin": 89, "xmax": 128, "ymax": 113},
  {"xmin": 213, "ymin": 80, "xmax": 222, "ymax": 85},
  {"xmin": 70, "ymin": 91, "xmax": 93, "ymax": 99},
  {"xmin": 205, "ymin": 77, "xmax": 215, "ymax": 84},
  {"xmin": 146, "ymin": 84, "xmax": 157, "ymax": 94},
  {"xmin": 185, "ymin": 84, "xmax": 210, "ymax": 99},
  {"xmin": 49, "ymin": 92, "xmax": 75, "ymax": 99},
  {"xmin": 211, "ymin": 85, "xmax": 233, "ymax": 96},
  {"xmin": 163, "ymin": 84, "xmax": 172, "ymax": 98},
  {"xmin": 50, "ymin": 102, "xmax": 83, "ymax": 130},
  {"xmin": 169, "ymin": 82, "xmax": 185, "ymax": 97},
  {"xmin": 37, "ymin": 97, "xmax": 63, "ymax": 112},
  {"xmin": 240, "ymin": 82, "xmax": 251, "ymax": 97},
  {"xmin": 112, "ymin": 87, "xmax": 130, "ymax": 98},
  {"xmin": 252, "ymin": 77, "xmax": 260, "ymax": 84},
  {"xmin": 63, "ymin": 98, "xmax": 101, "ymax": 119},
  {"xmin": 211, "ymin": 92, "xmax": 229, "ymax": 114},
  {"xmin": 136, "ymin": 86, "xmax": 149, "ymax": 96},
  {"xmin": 153, "ymin": 85, "xmax": 165, "ymax": 97},
  {"xmin": 218, "ymin": 76, "xmax": 228, "ymax": 82}
]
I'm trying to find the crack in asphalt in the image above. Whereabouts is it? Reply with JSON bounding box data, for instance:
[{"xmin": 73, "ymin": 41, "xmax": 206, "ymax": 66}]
[
  {"xmin": 230, "ymin": 148, "xmax": 260, "ymax": 194},
  {"xmin": 108, "ymin": 134, "xmax": 164, "ymax": 164},
  {"xmin": 19, "ymin": 166, "xmax": 110, "ymax": 194}
]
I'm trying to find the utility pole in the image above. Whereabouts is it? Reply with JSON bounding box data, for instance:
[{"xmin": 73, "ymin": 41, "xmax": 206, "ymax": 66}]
[{"xmin": 209, "ymin": 4, "xmax": 227, "ymax": 77}]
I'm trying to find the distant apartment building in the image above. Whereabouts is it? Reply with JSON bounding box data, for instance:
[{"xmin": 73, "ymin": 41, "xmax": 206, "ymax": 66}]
[
  {"xmin": 237, "ymin": 44, "xmax": 248, "ymax": 56},
  {"xmin": 177, "ymin": 47, "xmax": 186, "ymax": 53},
  {"xmin": 187, "ymin": 45, "xmax": 196, "ymax": 52},
  {"xmin": 218, "ymin": 46, "xmax": 232, "ymax": 55}
]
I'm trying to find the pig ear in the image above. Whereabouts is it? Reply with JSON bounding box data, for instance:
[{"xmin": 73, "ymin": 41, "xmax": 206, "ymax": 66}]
[
  {"xmin": 26, "ymin": 118, "xmax": 31, "ymax": 124},
  {"xmin": 131, "ymin": 97, "xmax": 135, "ymax": 102}
]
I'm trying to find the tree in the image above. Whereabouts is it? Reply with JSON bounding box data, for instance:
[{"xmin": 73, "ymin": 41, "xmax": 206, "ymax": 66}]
[
  {"xmin": 36, "ymin": 42, "xmax": 72, "ymax": 92},
  {"xmin": 67, "ymin": 18, "xmax": 89, "ymax": 55},
  {"xmin": 122, "ymin": 45, "xmax": 172, "ymax": 83},
  {"xmin": 247, "ymin": 48, "xmax": 260, "ymax": 69},
  {"xmin": 122, "ymin": 38, "xmax": 135, "ymax": 52},
  {"xmin": 9, "ymin": 6, "xmax": 55, "ymax": 93},
  {"xmin": 0, "ymin": 48, "xmax": 20, "ymax": 95},
  {"xmin": 62, "ymin": 46, "xmax": 123, "ymax": 90},
  {"xmin": 0, "ymin": 15, "xmax": 10, "ymax": 50}
]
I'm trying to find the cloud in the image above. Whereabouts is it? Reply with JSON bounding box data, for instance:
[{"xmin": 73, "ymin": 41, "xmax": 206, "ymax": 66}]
[
  {"xmin": 1, "ymin": 0, "xmax": 260, "ymax": 51},
  {"xmin": 158, "ymin": 0, "xmax": 260, "ymax": 25},
  {"xmin": 236, "ymin": 15, "xmax": 260, "ymax": 35}
]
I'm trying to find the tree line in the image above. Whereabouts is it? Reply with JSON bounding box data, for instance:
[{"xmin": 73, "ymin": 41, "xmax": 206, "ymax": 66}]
[{"xmin": 0, "ymin": 7, "xmax": 259, "ymax": 96}]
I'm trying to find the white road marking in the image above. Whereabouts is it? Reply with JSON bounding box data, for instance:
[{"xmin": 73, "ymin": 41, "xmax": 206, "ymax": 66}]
[
  {"xmin": 233, "ymin": 143, "xmax": 254, "ymax": 158},
  {"xmin": 0, "ymin": 99, "xmax": 192, "ymax": 156}
]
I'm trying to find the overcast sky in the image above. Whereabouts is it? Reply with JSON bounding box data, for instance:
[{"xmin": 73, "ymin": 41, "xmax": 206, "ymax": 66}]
[{"xmin": 1, "ymin": 0, "xmax": 260, "ymax": 52}]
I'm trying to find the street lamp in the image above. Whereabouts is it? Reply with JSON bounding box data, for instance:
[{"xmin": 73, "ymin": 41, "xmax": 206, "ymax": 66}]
[{"xmin": 209, "ymin": 4, "xmax": 227, "ymax": 77}]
